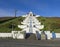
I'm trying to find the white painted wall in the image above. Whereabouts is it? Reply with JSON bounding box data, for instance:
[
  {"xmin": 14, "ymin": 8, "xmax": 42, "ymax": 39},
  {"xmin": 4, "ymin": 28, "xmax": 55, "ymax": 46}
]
[
  {"xmin": 17, "ymin": 34, "xmax": 24, "ymax": 39},
  {"xmin": 45, "ymin": 32, "xmax": 60, "ymax": 39},
  {"xmin": 0, "ymin": 33, "xmax": 12, "ymax": 37},
  {"xmin": 44, "ymin": 31, "xmax": 51, "ymax": 39},
  {"xmin": 18, "ymin": 25, "xmax": 27, "ymax": 29},
  {"xmin": 36, "ymin": 25, "xmax": 44, "ymax": 29},
  {"xmin": 0, "ymin": 31, "xmax": 25, "ymax": 39},
  {"xmin": 55, "ymin": 33, "xmax": 60, "ymax": 38},
  {"xmin": 0, "ymin": 31, "xmax": 60, "ymax": 39},
  {"xmin": 12, "ymin": 31, "xmax": 24, "ymax": 39},
  {"xmin": 50, "ymin": 33, "xmax": 52, "ymax": 38}
]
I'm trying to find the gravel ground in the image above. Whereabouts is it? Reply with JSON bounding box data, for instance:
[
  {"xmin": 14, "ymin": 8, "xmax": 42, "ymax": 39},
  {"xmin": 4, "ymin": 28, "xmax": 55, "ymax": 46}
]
[{"xmin": 0, "ymin": 39, "xmax": 60, "ymax": 47}]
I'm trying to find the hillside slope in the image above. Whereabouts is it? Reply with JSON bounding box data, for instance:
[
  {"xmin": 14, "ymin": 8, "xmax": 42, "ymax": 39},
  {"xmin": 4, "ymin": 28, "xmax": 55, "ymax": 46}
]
[
  {"xmin": 0, "ymin": 16, "xmax": 60, "ymax": 33},
  {"xmin": 0, "ymin": 17, "xmax": 25, "ymax": 32},
  {"xmin": 37, "ymin": 17, "xmax": 60, "ymax": 33}
]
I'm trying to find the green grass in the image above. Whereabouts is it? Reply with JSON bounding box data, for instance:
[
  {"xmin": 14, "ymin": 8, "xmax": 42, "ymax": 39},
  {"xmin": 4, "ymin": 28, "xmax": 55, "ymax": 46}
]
[
  {"xmin": 0, "ymin": 17, "xmax": 25, "ymax": 32},
  {"xmin": 37, "ymin": 17, "xmax": 60, "ymax": 33},
  {"xmin": 0, "ymin": 16, "xmax": 60, "ymax": 33},
  {"xmin": 0, "ymin": 17, "xmax": 15, "ymax": 24}
]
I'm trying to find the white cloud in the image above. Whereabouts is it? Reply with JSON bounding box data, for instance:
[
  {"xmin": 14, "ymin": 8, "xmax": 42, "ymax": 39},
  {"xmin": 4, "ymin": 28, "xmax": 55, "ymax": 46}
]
[
  {"xmin": 0, "ymin": 9, "xmax": 26, "ymax": 17},
  {"xmin": 16, "ymin": 10, "xmax": 26, "ymax": 17}
]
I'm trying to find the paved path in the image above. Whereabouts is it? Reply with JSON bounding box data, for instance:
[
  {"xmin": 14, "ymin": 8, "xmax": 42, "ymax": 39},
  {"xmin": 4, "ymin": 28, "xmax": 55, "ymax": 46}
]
[{"xmin": 0, "ymin": 39, "xmax": 60, "ymax": 47}]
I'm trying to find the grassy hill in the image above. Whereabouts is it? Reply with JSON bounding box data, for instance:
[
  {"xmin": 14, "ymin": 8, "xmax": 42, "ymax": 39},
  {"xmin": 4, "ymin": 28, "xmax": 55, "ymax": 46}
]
[
  {"xmin": 37, "ymin": 17, "xmax": 60, "ymax": 33},
  {"xmin": 0, "ymin": 17, "xmax": 25, "ymax": 32},
  {"xmin": 0, "ymin": 16, "xmax": 60, "ymax": 33},
  {"xmin": 0, "ymin": 17, "xmax": 15, "ymax": 24}
]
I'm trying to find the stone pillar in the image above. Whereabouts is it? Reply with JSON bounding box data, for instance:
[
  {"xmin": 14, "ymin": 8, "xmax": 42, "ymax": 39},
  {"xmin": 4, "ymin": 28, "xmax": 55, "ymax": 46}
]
[{"xmin": 45, "ymin": 31, "xmax": 51, "ymax": 40}]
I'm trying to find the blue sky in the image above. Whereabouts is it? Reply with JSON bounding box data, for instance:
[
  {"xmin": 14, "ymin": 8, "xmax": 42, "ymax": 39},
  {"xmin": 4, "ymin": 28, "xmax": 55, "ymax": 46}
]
[{"xmin": 0, "ymin": 0, "xmax": 60, "ymax": 17}]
